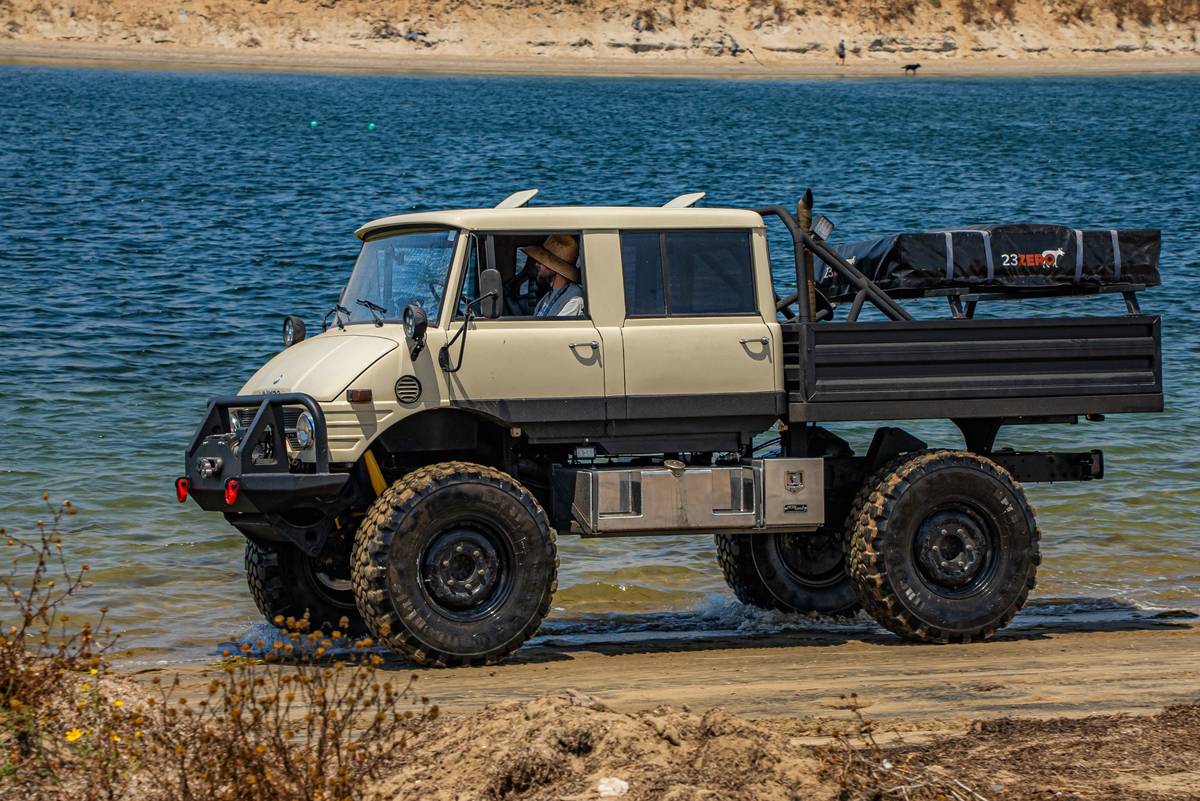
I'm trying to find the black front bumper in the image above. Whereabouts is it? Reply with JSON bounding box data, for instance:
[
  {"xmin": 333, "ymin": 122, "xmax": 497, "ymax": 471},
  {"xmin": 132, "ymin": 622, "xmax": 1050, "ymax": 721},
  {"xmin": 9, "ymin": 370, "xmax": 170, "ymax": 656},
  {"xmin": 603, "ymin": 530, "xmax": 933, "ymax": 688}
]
[{"xmin": 183, "ymin": 393, "xmax": 348, "ymax": 514}]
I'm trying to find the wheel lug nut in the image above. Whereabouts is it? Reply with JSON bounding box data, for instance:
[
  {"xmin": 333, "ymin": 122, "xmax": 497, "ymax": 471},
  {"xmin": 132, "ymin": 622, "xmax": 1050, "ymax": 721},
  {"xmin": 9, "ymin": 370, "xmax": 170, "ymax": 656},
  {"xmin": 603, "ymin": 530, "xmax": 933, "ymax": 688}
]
[
  {"xmin": 473, "ymin": 550, "xmax": 482, "ymax": 558},
  {"xmin": 477, "ymin": 569, "xmax": 486, "ymax": 576},
  {"xmin": 940, "ymin": 561, "xmax": 949, "ymax": 568},
  {"xmin": 442, "ymin": 560, "xmax": 450, "ymax": 567},
  {"xmin": 455, "ymin": 545, "xmax": 463, "ymax": 553}
]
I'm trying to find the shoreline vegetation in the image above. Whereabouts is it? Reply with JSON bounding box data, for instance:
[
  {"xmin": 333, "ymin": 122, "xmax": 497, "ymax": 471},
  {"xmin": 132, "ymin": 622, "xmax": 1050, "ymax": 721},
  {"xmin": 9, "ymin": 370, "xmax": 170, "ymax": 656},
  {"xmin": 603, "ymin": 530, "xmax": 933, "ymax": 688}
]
[
  {"xmin": 1, "ymin": 0, "xmax": 1198, "ymax": 78},
  {"xmin": 2, "ymin": 501, "xmax": 1199, "ymax": 799}
]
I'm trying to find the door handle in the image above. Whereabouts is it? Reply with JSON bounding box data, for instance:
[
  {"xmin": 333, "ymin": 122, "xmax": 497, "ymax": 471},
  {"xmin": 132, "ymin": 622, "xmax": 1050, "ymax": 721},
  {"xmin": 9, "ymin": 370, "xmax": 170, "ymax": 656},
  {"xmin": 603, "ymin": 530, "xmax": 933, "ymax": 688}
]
[
  {"xmin": 739, "ymin": 337, "xmax": 770, "ymax": 346},
  {"xmin": 569, "ymin": 341, "xmax": 600, "ymax": 350}
]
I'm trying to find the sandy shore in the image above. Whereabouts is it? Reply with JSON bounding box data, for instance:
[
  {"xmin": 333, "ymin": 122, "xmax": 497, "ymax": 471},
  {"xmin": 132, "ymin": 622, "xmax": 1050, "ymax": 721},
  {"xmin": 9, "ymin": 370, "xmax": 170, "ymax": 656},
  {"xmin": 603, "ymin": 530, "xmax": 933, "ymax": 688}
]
[
  {"xmin": 145, "ymin": 615, "xmax": 1200, "ymax": 724},
  {"xmin": 2, "ymin": 40, "xmax": 1198, "ymax": 78}
]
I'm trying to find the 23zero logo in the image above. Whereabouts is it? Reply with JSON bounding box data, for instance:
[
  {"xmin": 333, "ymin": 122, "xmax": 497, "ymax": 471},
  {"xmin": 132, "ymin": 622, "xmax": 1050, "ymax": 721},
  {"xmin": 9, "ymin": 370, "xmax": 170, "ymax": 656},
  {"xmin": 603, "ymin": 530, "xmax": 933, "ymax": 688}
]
[{"xmin": 1000, "ymin": 248, "xmax": 1066, "ymax": 270}]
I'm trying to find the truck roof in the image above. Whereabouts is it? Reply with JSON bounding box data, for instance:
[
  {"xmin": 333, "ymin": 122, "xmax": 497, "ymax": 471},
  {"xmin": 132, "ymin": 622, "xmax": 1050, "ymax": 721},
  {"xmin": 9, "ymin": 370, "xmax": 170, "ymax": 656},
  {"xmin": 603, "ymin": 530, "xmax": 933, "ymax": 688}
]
[{"xmin": 355, "ymin": 206, "xmax": 766, "ymax": 240}]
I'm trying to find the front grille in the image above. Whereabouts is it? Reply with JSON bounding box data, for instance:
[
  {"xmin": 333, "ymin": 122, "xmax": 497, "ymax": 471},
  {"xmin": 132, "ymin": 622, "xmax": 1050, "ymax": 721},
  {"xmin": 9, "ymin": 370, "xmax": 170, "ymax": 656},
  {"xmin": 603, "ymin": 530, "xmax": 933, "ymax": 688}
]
[{"xmin": 236, "ymin": 406, "xmax": 301, "ymax": 447}]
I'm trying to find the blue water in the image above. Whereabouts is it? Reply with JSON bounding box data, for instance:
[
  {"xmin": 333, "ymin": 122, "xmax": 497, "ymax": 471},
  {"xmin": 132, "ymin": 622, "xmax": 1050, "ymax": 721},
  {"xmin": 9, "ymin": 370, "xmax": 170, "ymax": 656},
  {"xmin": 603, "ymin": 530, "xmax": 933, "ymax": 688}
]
[{"xmin": 1, "ymin": 66, "xmax": 1197, "ymax": 659}]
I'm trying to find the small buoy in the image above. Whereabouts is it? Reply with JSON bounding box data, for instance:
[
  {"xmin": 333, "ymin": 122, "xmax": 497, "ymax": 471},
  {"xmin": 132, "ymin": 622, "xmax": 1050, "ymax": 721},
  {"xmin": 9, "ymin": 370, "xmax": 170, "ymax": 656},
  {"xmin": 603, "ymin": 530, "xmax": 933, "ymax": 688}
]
[
  {"xmin": 367, "ymin": 122, "xmax": 377, "ymax": 132},
  {"xmin": 309, "ymin": 120, "xmax": 319, "ymax": 129}
]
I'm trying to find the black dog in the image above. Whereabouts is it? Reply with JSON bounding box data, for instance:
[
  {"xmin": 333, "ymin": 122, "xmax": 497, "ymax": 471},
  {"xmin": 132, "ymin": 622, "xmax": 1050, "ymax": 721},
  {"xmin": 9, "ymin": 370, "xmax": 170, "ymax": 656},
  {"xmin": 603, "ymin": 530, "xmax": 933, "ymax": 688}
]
[{"xmin": 903, "ymin": 63, "xmax": 921, "ymax": 74}]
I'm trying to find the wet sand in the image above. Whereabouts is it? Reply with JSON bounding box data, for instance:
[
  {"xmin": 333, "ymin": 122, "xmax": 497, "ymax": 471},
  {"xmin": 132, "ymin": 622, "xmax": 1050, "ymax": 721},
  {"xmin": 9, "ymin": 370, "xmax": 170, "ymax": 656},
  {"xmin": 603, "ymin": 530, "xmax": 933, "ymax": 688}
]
[
  {"xmin": 145, "ymin": 616, "xmax": 1199, "ymax": 728},
  {"xmin": 2, "ymin": 41, "xmax": 1198, "ymax": 79}
]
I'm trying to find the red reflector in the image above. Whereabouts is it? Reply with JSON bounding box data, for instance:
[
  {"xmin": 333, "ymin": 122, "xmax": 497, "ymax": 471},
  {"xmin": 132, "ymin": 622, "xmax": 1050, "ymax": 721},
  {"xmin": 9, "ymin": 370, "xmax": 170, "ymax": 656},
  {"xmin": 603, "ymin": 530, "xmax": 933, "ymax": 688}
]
[
  {"xmin": 346, "ymin": 389, "xmax": 373, "ymax": 403},
  {"xmin": 224, "ymin": 478, "xmax": 240, "ymax": 506},
  {"xmin": 175, "ymin": 477, "xmax": 189, "ymax": 503}
]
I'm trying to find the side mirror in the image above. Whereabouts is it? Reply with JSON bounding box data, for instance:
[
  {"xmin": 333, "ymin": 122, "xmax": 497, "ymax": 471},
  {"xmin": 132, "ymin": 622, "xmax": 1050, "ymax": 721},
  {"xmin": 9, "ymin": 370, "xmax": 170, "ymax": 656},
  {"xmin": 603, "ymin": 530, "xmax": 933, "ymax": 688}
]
[
  {"xmin": 283, "ymin": 315, "xmax": 306, "ymax": 348},
  {"xmin": 479, "ymin": 268, "xmax": 502, "ymax": 319},
  {"xmin": 402, "ymin": 304, "xmax": 428, "ymax": 359}
]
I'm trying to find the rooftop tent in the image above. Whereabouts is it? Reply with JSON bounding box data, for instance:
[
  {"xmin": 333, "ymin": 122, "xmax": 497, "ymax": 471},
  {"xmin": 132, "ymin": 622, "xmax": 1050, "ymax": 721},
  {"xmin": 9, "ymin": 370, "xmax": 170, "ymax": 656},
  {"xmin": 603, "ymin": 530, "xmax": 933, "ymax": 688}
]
[{"xmin": 817, "ymin": 224, "xmax": 1161, "ymax": 302}]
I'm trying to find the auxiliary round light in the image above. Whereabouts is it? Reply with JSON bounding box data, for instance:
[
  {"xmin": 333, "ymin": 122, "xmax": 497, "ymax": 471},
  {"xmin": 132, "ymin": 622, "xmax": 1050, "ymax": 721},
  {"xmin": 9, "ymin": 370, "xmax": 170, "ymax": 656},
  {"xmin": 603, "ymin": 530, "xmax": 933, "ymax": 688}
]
[{"xmin": 295, "ymin": 411, "xmax": 316, "ymax": 450}]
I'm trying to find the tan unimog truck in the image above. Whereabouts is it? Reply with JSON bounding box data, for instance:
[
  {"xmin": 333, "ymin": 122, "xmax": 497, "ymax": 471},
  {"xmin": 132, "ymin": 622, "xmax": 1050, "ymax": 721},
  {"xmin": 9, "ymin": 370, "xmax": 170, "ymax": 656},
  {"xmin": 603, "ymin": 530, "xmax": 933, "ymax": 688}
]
[{"xmin": 180, "ymin": 190, "xmax": 1163, "ymax": 666}]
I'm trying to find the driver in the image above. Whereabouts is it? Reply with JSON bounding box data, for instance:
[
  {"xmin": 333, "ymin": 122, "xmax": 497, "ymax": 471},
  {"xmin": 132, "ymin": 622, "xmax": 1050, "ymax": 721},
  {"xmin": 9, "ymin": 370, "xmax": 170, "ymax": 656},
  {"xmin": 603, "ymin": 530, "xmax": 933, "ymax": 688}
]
[{"xmin": 521, "ymin": 234, "xmax": 584, "ymax": 318}]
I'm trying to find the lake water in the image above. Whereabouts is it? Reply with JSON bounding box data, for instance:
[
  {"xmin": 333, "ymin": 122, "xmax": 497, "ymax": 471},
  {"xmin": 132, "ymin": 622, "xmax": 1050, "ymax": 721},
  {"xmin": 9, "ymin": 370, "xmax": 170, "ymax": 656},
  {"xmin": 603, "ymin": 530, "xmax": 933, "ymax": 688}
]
[{"xmin": 1, "ymin": 66, "xmax": 1197, "ymax": 661}]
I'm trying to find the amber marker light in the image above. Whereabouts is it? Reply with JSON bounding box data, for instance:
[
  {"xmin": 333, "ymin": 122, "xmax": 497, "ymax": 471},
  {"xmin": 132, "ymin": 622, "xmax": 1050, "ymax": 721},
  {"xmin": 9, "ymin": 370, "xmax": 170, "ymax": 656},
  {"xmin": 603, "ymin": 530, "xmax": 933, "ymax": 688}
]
[{"xmin": 346, "ymin": 389, "xmax": 373, "ymax": 402}]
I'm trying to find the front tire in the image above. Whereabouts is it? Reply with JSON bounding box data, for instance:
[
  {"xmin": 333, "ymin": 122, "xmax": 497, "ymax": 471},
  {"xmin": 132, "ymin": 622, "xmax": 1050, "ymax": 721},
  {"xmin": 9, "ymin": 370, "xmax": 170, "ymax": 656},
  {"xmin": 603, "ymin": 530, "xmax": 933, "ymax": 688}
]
[
  {"xmin": 351, "ymin": 462, "xmax": 558, "ymax": 667},
  {"xmin": 848, "ymin": 450, "xmax": 1040, "ymax": 643},
  {"xmin": 244, "ymin": 540, "xmax": 366, "ymax": 635}
]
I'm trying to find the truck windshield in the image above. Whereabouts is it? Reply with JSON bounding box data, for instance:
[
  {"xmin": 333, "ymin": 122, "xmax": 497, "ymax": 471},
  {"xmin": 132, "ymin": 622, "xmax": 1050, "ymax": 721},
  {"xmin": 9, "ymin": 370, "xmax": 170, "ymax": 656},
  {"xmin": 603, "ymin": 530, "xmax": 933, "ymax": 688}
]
[{"xmin": 342, "ymin": 229, "xmax": 459, "ymax": 325}]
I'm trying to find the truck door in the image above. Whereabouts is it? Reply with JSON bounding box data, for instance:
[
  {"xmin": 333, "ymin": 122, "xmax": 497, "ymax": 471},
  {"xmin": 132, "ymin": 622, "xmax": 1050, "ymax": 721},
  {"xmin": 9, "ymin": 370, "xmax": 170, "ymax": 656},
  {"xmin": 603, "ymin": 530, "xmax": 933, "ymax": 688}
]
[
  {"xmin": 618, "ymin": 229, "xmax": 780, "ymax": 422},
  {"xmin": 442, "ymin": 233, "xmax": 607, "ymax": 432}
]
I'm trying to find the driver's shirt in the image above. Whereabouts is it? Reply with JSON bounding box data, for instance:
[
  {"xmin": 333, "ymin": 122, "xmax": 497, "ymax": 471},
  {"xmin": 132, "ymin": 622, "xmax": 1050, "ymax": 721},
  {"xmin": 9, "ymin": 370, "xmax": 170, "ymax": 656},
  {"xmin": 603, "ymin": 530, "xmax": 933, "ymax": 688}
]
[{"xmin": 534, "ymin": 283, "xmax": 585, "ymax": 318}]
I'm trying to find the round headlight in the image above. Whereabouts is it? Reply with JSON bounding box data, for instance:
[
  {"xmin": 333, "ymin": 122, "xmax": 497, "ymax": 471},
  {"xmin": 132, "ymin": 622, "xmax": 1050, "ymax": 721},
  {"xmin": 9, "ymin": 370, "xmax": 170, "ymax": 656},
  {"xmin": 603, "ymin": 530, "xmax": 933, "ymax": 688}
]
[
  {"xmin": 295, "ymin": 411, "xmax": 315, "ymax": 450},
  {"xmin": 283, "ymin": 315, "xmax": 306, "ymax": 348},
  {"xmin": 229, "ymin": 410, "xmax": 244, "ymax": 433}
]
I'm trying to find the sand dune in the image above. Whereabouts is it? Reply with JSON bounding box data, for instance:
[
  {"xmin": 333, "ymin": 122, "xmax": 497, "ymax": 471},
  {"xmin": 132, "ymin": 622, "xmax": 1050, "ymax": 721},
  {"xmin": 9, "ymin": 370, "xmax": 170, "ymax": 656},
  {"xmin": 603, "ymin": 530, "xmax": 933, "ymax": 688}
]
[{"xmin": 1, "ymin": 0, "xmax": 1197, "ymax": 76}]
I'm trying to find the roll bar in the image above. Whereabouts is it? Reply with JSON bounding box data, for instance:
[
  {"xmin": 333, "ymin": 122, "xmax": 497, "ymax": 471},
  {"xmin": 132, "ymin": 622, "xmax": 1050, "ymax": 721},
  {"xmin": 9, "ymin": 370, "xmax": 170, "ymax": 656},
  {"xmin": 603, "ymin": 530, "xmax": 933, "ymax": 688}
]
[{"xmin": 753, "ymin": 205, "xmax": 913, "ymax": 323}]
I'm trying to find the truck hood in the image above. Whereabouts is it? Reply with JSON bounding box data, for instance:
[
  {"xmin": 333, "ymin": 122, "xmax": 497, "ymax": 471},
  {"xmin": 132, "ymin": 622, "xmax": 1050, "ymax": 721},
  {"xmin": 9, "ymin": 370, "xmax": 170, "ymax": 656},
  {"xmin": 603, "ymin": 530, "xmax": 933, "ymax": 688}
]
[{"xmin": 239, "ymin": 333, "xmax": 398, "ymax": 402}]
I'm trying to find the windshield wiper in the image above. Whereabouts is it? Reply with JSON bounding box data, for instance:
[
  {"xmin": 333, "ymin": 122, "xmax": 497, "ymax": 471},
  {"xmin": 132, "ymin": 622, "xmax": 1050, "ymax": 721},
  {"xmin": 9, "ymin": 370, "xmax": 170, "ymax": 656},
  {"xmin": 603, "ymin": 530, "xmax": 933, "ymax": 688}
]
[
  {"xmin": 356, "ymin": 298, "xmax": 388, "ymax": 327},
  {"xmin": 323, "ymin": 303, "xmax": 351, "ymax": 332}
]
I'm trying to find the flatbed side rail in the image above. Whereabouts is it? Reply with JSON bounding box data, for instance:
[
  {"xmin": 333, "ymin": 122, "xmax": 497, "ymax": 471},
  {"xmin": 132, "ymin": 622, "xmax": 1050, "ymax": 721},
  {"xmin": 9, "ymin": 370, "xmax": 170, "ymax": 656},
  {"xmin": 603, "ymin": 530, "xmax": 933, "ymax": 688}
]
[
  {"xmin": 753, "ymin": 205, "xmax": 913, "ymax": 323},
  {"xmin": 783, "ymin": 315, "xmax": 1163, "ymax": 422}
]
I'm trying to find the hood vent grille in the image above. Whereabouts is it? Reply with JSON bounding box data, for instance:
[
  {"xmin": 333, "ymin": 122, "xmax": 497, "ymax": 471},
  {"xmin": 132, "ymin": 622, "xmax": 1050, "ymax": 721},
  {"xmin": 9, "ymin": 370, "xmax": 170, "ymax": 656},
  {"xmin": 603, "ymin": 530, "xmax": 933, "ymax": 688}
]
[{"xmin": 395, "ymin": 375, "xmax": 422, "ymax": 405}]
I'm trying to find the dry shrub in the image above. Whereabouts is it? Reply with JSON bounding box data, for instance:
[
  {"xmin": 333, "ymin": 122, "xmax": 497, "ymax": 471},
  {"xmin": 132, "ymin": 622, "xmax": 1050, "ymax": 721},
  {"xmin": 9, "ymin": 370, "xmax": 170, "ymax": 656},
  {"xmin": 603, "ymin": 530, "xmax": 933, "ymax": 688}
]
[
  {"xmin": 0, "ymin": 497, "xmax": 434, "ymax": 801},
  {"xmin": 142, "ymin": 616, "xmax": 436, "ymax": 801},
  {"xmin": 877, "ymin": 0, "xmax": 922, "ymax": 23},
  {"xmin": 959, "ymin": 0, "xmax": 1019, "ymax": 26},
  {"xmin": 0, "ymin": 496, "xmax": 134, "ymax": 798}
]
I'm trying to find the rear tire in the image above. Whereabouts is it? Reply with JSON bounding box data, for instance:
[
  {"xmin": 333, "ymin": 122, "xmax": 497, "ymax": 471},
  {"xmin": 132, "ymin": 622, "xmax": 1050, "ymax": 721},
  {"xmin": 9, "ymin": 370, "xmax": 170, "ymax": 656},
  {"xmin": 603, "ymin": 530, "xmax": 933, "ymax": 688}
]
[
  {"xmin": 714, "ymin": 533, "xmax": 782, "ymax": 611},
  {"xmin": 351, "ymin": 462, "xmax": 558, "ymax": 667},
  {"xmin": 847, "ymin": 450, "xmax": 1040, "ymax": 643},
  {"xmin": 244, "ymin": 540, "xmax": 366, "ymax": 635},
  {"xmin": 715, "ymin": 530, "xmax": 860, "ymax": 616}
]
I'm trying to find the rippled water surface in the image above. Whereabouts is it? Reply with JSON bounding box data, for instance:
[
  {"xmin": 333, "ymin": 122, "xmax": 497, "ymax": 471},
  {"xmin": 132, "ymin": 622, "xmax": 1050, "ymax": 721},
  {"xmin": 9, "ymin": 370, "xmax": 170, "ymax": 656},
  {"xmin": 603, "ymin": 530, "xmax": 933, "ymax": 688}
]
[{"xmin": 1, "ymin": 67, "xmax": 1197, "ymax": 659}]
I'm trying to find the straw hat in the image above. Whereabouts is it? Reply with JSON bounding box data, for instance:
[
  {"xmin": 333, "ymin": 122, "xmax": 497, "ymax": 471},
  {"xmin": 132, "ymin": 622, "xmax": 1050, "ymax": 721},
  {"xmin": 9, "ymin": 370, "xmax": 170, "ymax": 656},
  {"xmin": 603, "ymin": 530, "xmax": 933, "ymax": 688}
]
[{"xmin": 521, "ymin": 234, "xmax": 581, "ymax": 283}]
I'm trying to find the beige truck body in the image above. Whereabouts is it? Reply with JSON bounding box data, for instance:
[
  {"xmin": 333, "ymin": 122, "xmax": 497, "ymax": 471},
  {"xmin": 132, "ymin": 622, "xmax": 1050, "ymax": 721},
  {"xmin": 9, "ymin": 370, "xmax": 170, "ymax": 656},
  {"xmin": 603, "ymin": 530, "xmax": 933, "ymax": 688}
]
[{"xmin": 240, "ymin": 206, "xmax": 784, "ymax": 465}]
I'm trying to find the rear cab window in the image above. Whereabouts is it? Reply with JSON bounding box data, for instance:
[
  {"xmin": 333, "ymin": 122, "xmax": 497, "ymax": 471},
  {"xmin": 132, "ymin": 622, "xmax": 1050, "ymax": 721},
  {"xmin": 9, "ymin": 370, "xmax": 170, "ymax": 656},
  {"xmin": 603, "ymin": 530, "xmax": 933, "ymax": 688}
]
[{"xmin": 619, "ymin": 230, "xmax": 757, "ymax": 317}]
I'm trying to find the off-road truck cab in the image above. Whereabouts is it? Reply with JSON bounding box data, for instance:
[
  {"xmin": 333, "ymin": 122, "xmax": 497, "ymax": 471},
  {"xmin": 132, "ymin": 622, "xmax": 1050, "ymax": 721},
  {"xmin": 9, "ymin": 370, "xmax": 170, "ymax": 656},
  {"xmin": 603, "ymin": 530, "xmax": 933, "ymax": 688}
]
[{"xmin": 181, "ymin": 190, "xmax": 1162, "ymax": 665}]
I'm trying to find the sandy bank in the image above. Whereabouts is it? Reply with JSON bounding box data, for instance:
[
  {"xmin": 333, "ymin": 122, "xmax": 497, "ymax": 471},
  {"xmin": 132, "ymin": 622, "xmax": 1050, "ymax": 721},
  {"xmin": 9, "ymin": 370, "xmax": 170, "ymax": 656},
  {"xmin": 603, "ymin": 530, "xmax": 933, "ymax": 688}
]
[
  {"xmin": 2, "ymin": 40, "xmax": 1199, "ymax": 78},
  {"xmin": 1, "ymin": 0, "xmax": 1197, "ymax": 79}
]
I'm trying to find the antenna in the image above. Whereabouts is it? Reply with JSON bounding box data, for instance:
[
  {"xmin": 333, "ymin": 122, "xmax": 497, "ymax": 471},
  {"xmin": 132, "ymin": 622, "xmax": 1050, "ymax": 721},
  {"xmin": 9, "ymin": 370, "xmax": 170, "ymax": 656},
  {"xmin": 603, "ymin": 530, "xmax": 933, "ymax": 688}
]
[
  {"xmin": 663, "ymin": 192, "xmax": 706, "ymax": 208},
  {"xmin": 495, "ymin": 189, "xmax": 539, "ymax": 209}
]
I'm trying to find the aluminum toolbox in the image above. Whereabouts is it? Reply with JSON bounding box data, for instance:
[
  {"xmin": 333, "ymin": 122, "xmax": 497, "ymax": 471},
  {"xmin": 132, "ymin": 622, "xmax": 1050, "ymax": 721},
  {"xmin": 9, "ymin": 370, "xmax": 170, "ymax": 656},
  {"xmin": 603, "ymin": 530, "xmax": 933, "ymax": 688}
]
[{"xmin": 558, "ymin": 459, "xmax": 824, "ymax": 536}]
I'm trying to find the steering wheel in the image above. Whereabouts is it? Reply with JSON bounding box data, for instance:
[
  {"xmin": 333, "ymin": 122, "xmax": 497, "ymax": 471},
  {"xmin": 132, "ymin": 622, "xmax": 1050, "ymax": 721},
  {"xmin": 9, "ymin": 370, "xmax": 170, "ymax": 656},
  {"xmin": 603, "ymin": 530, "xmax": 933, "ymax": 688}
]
[
  {"xmin": 427, "ymin": 281, "xmax": 443, "ymax": 307},
  {"xmin": 504, "ymin": 260, "xmax": 539, "ymax": 317}
]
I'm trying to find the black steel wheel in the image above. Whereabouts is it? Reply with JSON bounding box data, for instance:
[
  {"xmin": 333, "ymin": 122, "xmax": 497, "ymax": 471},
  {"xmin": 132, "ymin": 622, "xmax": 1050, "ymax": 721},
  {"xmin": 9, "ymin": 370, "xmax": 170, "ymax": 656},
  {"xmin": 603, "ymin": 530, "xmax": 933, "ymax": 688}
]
[
  {"xmin": 244, "ymin": 540, "xmax": 366, "ymax": 635},
  {"xmin": 715, "ymin": 529, "xmax": 860, "ymax": 616},
  {"xmin": 351, "ymin": 462, "xmax": 558, "ymax": 667},
  {"xmin": 847, "ymin": 450, "xmax": 1040, "ymax": 643}
]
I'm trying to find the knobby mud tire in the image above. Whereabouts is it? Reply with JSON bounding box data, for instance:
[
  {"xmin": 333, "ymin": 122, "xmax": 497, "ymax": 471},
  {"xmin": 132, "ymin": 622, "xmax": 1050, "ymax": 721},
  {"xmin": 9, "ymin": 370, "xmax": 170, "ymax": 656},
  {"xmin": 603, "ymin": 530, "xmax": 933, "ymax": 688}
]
[
  {"xmin": 715, "ymin": 530, "xmax": 861, "ymax": 617},
  {"xmin": 714, "ymin": 533, "xmax": 782, "ymax": 611},
  {"xmin": 847, "ymin": 450, "xmax": 1040, "ymax": 644},
  {"xmin": 244, "ymin": 540, "xmax": 366, "ymax": 635},
  {"xmin": 351, "ymin": 462, "xmax": 558, "ymax": 667}
]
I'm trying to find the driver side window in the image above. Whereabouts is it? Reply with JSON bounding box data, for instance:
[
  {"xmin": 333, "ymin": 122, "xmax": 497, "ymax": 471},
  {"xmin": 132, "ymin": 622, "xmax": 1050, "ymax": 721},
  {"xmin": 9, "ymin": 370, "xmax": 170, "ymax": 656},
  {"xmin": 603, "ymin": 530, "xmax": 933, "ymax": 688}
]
[{"xmin": 453, "ymin": 232, "xmax": 588, "ymax": 319}]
